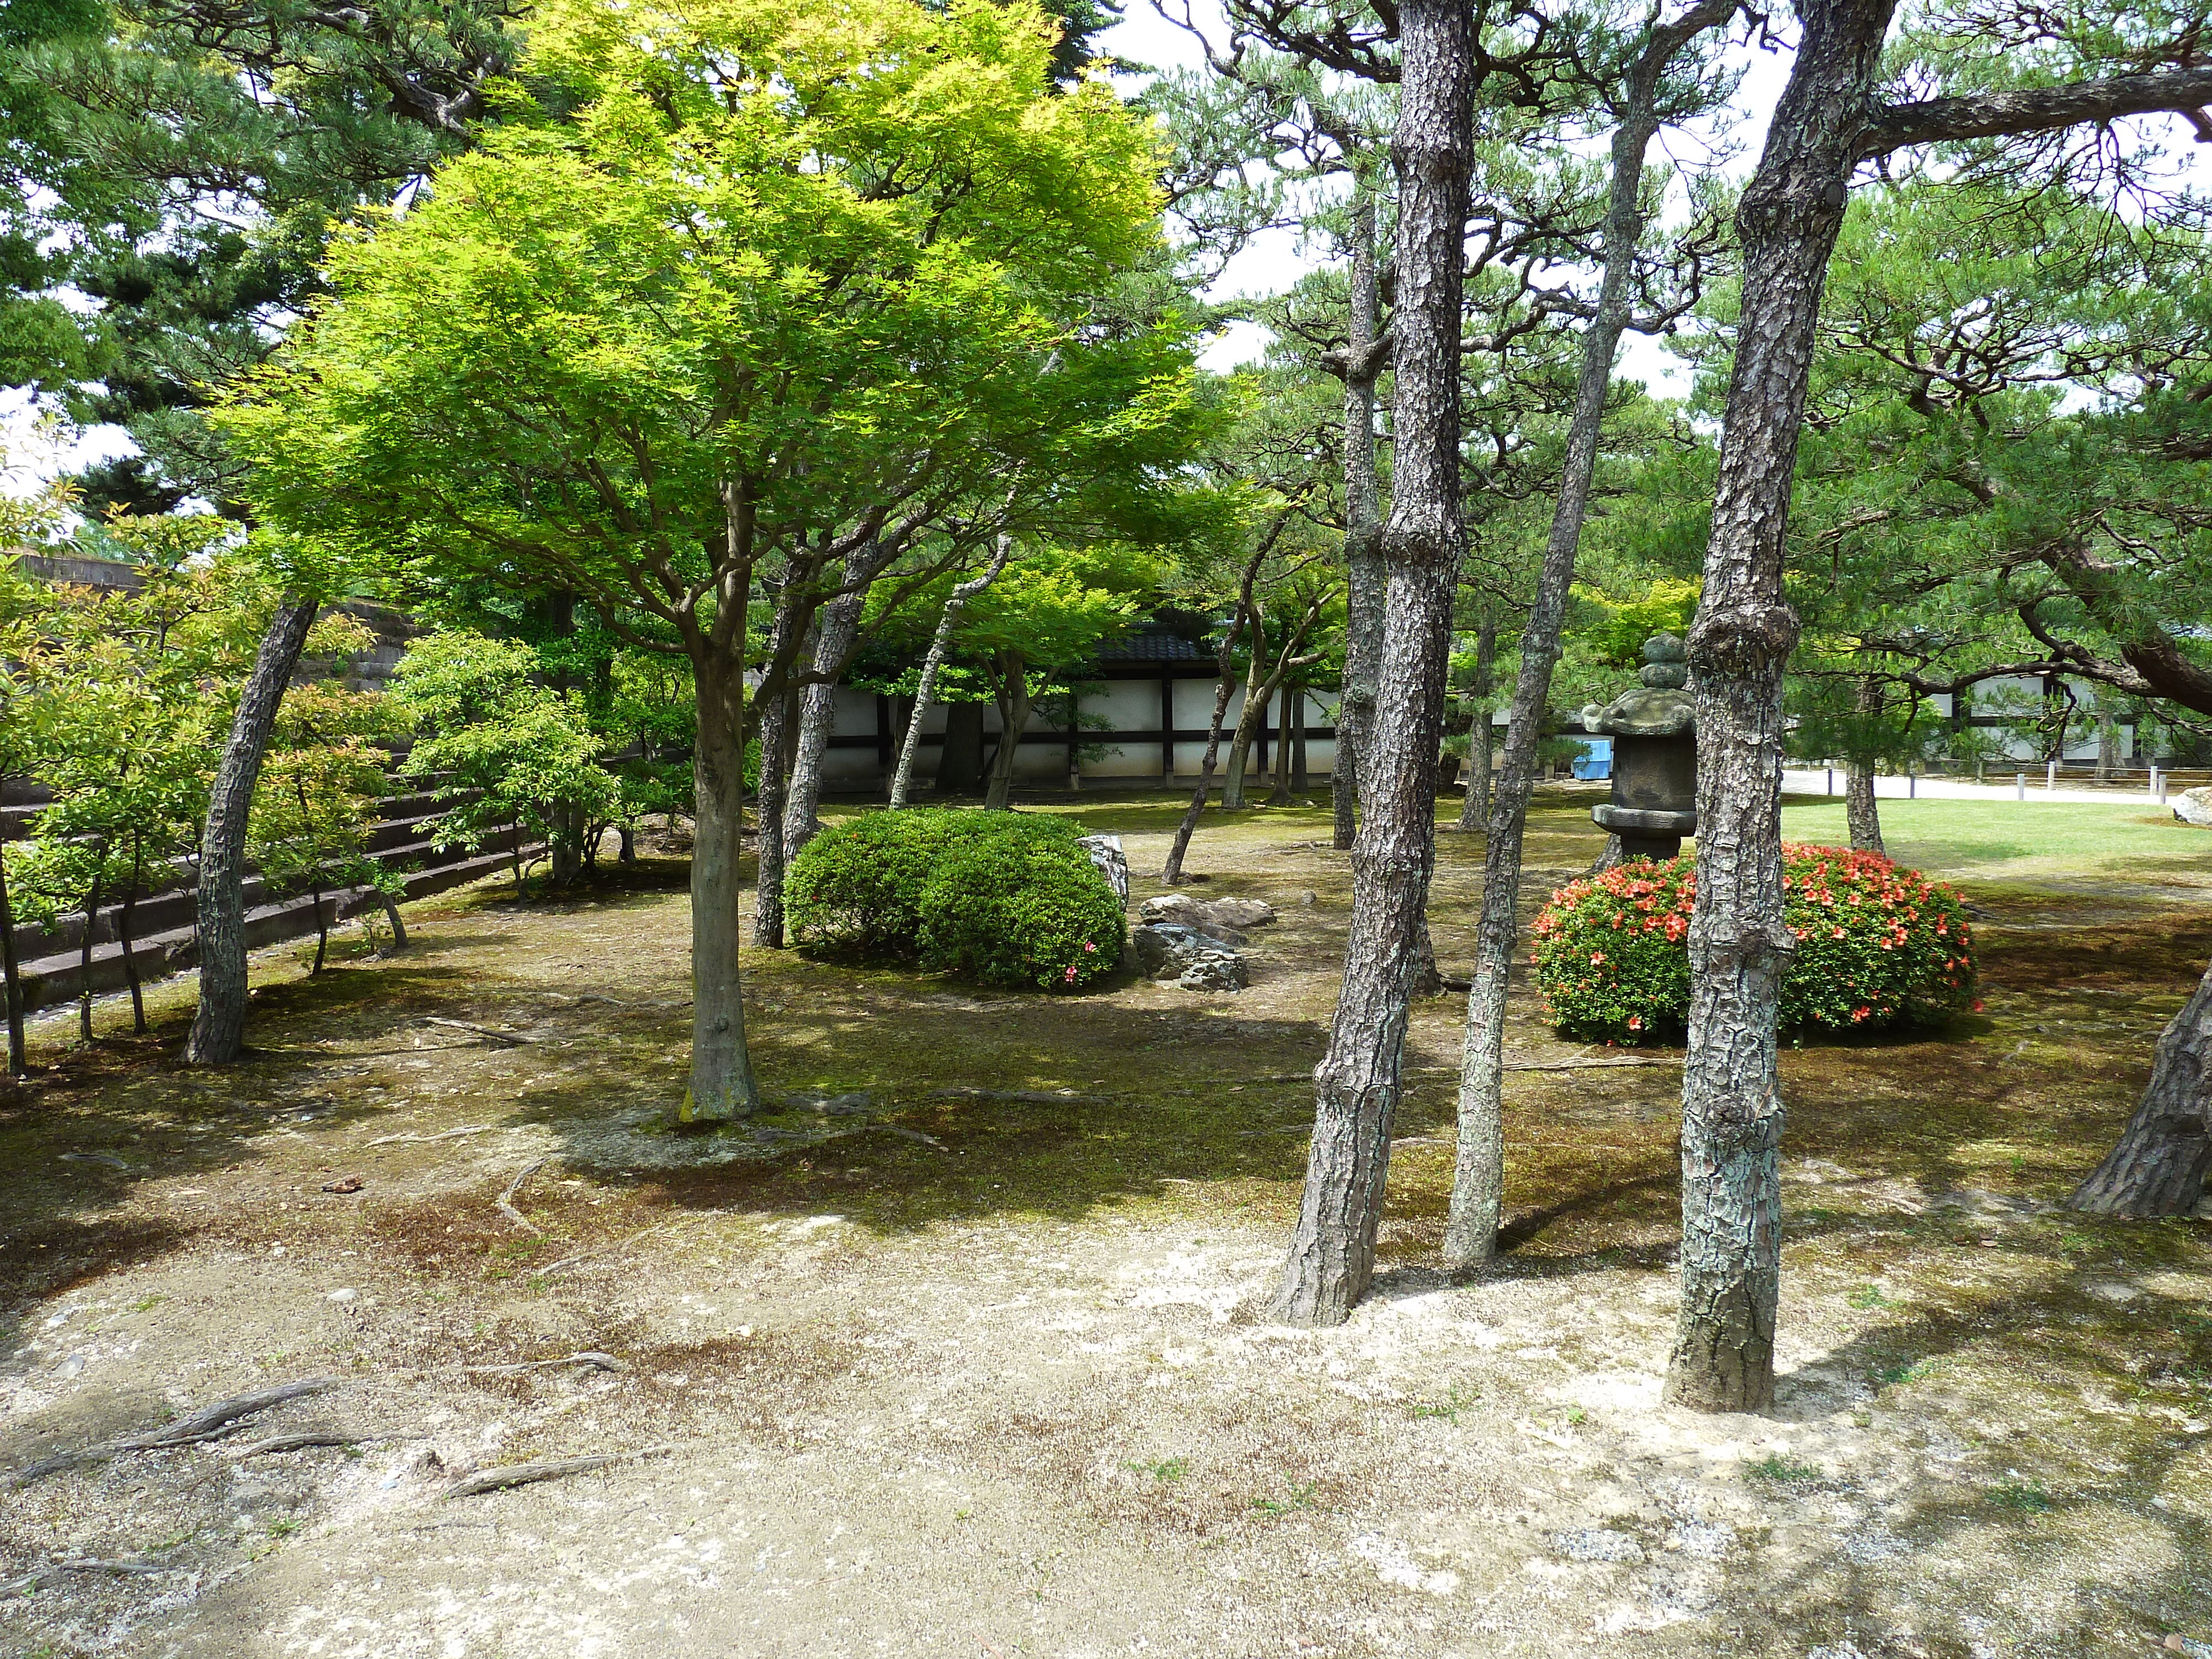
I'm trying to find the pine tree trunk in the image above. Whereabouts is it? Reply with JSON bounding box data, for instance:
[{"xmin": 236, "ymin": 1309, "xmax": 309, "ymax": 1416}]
[
  {"xmin": 1334, "ymin": 184, "xmax": 1385, "ymax": 855},
  {"xmin": 1272, "ymin": 0, "xmax": 1472, "ymax": 1326},
  {"xmin": 2070, "ymin": 954, "xmax": 2212, "ymax": 1215},
  {"xmin": 1222, "ymin": 681, "xmax": 1266, "ymax": 811},
  {"xmin": 683, "ymin": 644, "xmax": 760, "ymax": 1123},
  {"xmin": 889, "ymin": 537, "xmax": 1014, "ymax": 810},
  {"xmin": 1456, "ymin": 618, "xmax": 1496, "ymax": 832},
  {"xmin": 0, "ymin": 846, "xmax": 25, "ymax": 1076},
  {"xmin": 1663, "ymin": 0, "xmax": 1891, "ymax": 1414},
  {"xmin": 1442, "ymin": 1, "xmax": 1730, "ymax": 1269},
  {"xmin": 1845, "ymin": 763, "xmax": 1884, "ymax": 852},
  {"xmin": 186, "ymin": 594, "xmax": 319, "ymax": 1065}
]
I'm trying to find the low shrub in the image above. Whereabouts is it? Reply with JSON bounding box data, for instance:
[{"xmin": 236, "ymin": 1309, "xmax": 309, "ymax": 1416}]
[
  {"xmin": 786, "ymin": 808, "xmax": 1118, "ymax": 990},
  {"xmin": 917, "ymin": 830, "xmax": 1125, "ymax": 991},
  {"xmin": 1531, "ymin": 843, "xmax": 1978, "ymax": 1042}
]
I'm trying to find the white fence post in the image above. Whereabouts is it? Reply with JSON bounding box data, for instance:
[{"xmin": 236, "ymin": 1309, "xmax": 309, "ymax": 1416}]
[
  {"xmin": 2016, "ymin": 773, "xmax": 2026, "ymax": 801},
  {"xmin": 2046, "ymin": 760, "xmax": 2058, "ymax": 791}
]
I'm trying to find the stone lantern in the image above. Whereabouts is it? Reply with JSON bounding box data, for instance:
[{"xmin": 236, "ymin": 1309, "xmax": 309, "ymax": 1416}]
[{"xmin": 1581, "ymin": 633, "xmax": 1696, "ymax": 863}]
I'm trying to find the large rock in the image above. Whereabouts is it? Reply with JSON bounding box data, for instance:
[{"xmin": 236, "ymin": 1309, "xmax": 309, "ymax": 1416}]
[
  {"xmin": 1133, "ymin": 922, "xmax": 1239, "ymax": 980},
  {"xmin": 2176, "ymin": 787, "xmax": 2212, "ymax": 828},
  {"xmin": 1138, "ymin": 893, "xmax": 1276, "ymax": 937},
  {"xmin": 1176, "ymin": 950, "xmax": 1247, "ymax": 993},
  {"xmin": 1077, "ymin": 834, "xmax": 1129, "ymax": 906}
]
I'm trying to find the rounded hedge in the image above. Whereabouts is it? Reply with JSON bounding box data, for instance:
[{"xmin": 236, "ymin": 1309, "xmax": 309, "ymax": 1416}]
[
  {"xmin": 1531, "ymin": 843, "xmax": 1978, "ymax": 1042},
  {"xmin": 785, "ymin": 808, "xmax": 1121, "ymax": 992}
]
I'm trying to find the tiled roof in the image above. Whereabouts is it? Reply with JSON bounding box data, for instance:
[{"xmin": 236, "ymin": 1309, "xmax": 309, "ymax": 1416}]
[{"xmin": 1095, "ymin": 624, "xmax": 1209, "ymax": 662}]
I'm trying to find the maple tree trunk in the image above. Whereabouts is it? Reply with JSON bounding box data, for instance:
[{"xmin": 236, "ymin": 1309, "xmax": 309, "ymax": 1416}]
[
  {"xmin": 121, "ymin": 853, "xmax": 146, "ymax": 1033},
  {"xmin": 187, "ymin": 594, "xmax": 319, "ymax": 1065},
  {"xmin": 1333, "ymin": 183, "xmax": 1384, "ymax": 854},
  {"xmin": 1663, "ymin": 0, "xmax": 1893, "ymax": 1413},
  {"xmin": 683, "ymin": 645, "xmax": 760, "ymax": 1123},
  {"xmin": 786, "ymin": 590, "xmax": 865, "ymax": 857},
  {"xmin": 889, "ymin": 538, "xmax": 1013, "ymax": 810},
  {"xmin": 984, "ymin": 653, "xmax": 1030, "ymax": 811},
  {"xmin": 753, "ymin": 681, "xmax": 792, "ymax": 948},
  {"xmin": 76, "ymin": 867, "xmax": 102, "ymax": 1044},
  {"xmin": 1273, "ymin": 0, "xmax": 1471, "ymax": 1325},
  {"xmin": 2070, "ymin": 954, "xmax": 2212, "ymax": 1215},
  {"xmin": 0, "ymin": 848, "xmax": 24, "ymax": 1076},
  {"xmin": 1162, "ymin": 635, "xmax": 1243, "ymax": 885}
]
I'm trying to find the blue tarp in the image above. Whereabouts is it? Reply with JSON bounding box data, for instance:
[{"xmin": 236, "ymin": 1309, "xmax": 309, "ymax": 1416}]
[{"xmin": 1570, "ymin": 738, "xmax": 1613, "ymax": 780}]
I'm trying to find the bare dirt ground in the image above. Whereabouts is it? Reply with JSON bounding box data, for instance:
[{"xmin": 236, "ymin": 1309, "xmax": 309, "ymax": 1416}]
[{"xmin": 3, "ymin": 786, "xmax": 2209, "ymax": 1659}]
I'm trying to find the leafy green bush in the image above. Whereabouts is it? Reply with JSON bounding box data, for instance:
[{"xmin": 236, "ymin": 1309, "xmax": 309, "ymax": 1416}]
[
  {"xmin": 1531, "ymin": 844, "xmax": 1978, "ymax": 1042},
  {"xmin": 786, "ymin": 809, "xmax": 1118, "ymax": 990},
  {"xmin": 916, "ymin": 830, "xmax": 1125, "ymax": 991}
]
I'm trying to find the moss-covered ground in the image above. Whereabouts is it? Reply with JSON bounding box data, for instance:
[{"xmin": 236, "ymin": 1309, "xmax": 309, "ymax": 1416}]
[{"xmin": 0, "ymin": 785, "xmax": 2206, "ymax": 1658}]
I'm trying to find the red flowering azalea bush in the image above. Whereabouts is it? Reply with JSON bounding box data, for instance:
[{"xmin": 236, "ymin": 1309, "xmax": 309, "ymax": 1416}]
[{"xmin": 1531, "ymin": 844, "xmax": 1978, "ymax": 1042}]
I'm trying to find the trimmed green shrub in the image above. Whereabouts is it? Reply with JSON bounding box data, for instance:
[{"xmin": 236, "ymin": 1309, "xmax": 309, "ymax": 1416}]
[
  {"xmin": 786, "ymin": 808, "xmax": 1118, "ymax": 990},
  {"xmin": 1531, "ymin": 843, "xmax": 1978, "ymax": 1042},
  {"xmin": 917, "ymin": 831, "xmax": 1125, "ymax": 991}
]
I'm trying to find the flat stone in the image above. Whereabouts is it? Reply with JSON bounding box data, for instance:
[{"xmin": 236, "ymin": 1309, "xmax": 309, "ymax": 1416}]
[
  {"xmin": 2174, "ymin": 786, "xmax": 2212, "ymax": 828},
  {"xmin": 326, "ymin": 1287, "xmax": 358, "ymax": 1304},
  {"xmin": 1139, "ymin": 893, "xmax": 1274, "ymax": 937}
]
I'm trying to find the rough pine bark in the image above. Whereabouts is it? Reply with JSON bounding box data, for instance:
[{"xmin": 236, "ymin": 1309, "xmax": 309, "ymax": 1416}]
[
  {"xmin": 1333, "ymin": 184, "xmax": 1385, "ymax": 854},
  {"xmin": 683, "ymin": 643, "xmax": 761, "ymax": 1122},
  {"xmin": 889, "ymin": 536, "xmax": 1014, "ymax": 810},
  {"xmin": 187, "ymin": 594, "xmax": 319, "ymax": 1066},
  {"xmin": 1662, "ymin": 0, "xmax": 1893, "ymax": 1413},
  {"xmin": 2070, "ymin": 954, "xmax": 2212, "ymax": 1215},
  {"xmin": 1273, "ymin": 0, "xmax": 1472, "ymax": 1326},
  {"xmin": 1444, "ymin": 0, "xmax": 1733, "ymax": 1270},
  {"xmin": 1844, "ymin": 762, "xmax": 1884, "ymax": 852}
]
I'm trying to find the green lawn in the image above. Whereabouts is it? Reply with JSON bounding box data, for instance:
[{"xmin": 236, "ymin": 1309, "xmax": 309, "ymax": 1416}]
[{"xmin": 1778, "ymin": 796, "xmax": 2212, "ymax": 888}]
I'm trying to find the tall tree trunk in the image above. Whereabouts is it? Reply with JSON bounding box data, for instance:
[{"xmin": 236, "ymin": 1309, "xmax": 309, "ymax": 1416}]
[
  {"xmin": 1222, "ymin": 636, "xmax": 1269, "ymax": 811},
  {"xmin": 2096, "ymin": 705, "xmax": 2119, "ymax": 783},
  {"xmin": 77, "ymin": 866, "xmax": 103, "ymax": 1045},
  {"xmin": 1845, "ymin": 763, "xmax": 1883, "ymax": 852},
  {"xmin": 2070, "ymin": 953, "xmax": 2212, "ymax": 1215},
  {"xmin": 186, "ymin": 595, "xmax": 319, "ymax": 1065},
  {"xmin": 1162, "ymin": 617, "xmax": 1248, "ymax": 885},
  {"xmin": 786, "ymin": 585, "xmax": 869, "ymax": 857},
  {"xmin": 1333, "ymin": 182, "xmax": 1385, "ymax": 854},
  {"xmin": 1846, "ymin": 675, "xmax": 1884, "ymax": 851},
  {"xmin": 682, "ymin": 643, "xmax": 760, "ymax": 1123},
  {"xmin": 1278, "ymin": 684, "xmax": 1310, "ymax": 801},
  {"xmin": 0, "ymin": 845, "xmax": 24, "ymax": 1076},
  {"xmin": 121, "ymin": 846, "xmax": 145, "ymax": 1034},
  {"xmin": 889, "ymin": 536, "xmax": 1014, "ymax": 810},
  {"xmin": 1444, "ymin": 2, "xmax": 1731, "ymax": 1271},
  {"xmin": 983, "ymin": 651, "xmax": 1030, "ymax": 811},
  {"xmin": 752, "ymin": 676, "xmax": 793, "ymax": 948},
  {"xmin": 1457, "ymin": 616, "xmax": 1496, "ymax": 832},
  {"xmin": 1272, "ymin": 0, "xmax": 1472, "ymax": 1326},
  {"xmin": 1663, "ymin": 0, "xmax": 1892, "ymax": 1415}
]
